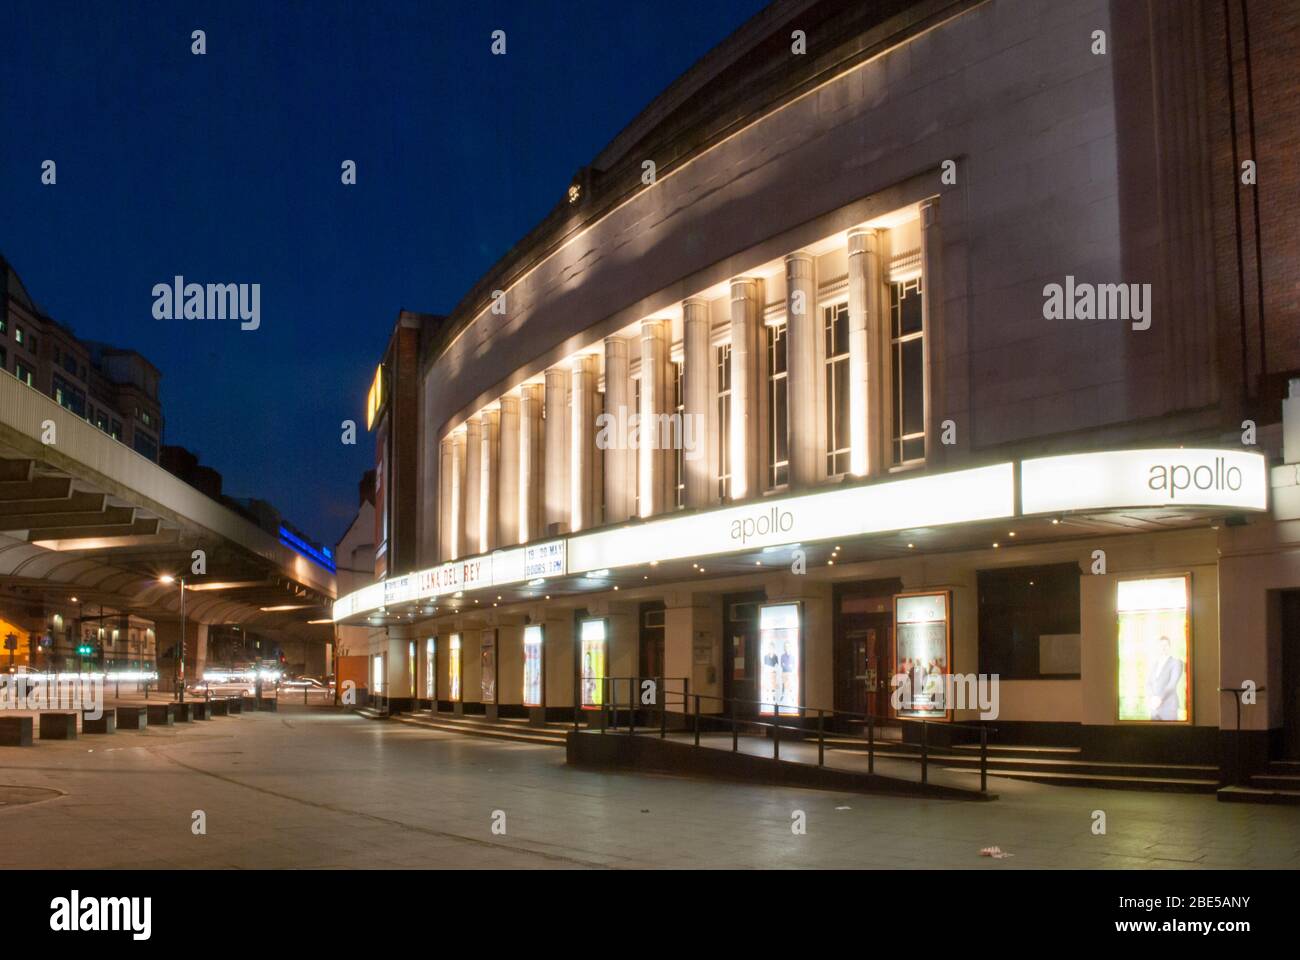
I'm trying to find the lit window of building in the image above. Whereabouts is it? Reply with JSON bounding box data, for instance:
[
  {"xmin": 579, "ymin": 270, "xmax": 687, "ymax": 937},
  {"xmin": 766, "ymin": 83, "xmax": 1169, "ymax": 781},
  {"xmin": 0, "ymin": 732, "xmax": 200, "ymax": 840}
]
[
  {"xmin": 823, "ymin": 302, "xmax": 850, "ymax": 477},
  {"xmin": 715, "ymin": 343, "xmax": 731, "ymax": 499},
  {"xmin": 767, "ymin": 323, "xmax": 788, "ymax": 488},
  {"xmin": 890, "ymin": 277, "xmax": 924, "ymax": 465}
]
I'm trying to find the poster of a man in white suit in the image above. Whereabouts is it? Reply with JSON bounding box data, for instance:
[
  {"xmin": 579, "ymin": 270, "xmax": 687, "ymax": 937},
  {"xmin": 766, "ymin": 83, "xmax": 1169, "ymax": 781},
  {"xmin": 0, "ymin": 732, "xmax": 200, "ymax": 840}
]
[{"xmin": 1145, "ymin": 635, "xmax": 1185, "ymax": 721}]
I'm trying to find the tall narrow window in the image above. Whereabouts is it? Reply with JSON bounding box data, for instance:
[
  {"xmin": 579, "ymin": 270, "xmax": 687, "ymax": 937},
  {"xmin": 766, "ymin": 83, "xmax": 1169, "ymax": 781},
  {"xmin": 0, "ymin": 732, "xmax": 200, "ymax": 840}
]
[
  {"xmin": 823, "ymin": 302, "xmax": 850, "ymax": 476},
  {"xmin": 890, "ymin": 277, "xmax": 925, "ymax": 464},
  {"xmin": 673, "ymin": 360, "xmax": 685, "ymax": 508},
  {"xmin": 716, "ymin": 343, "xmax": 731, "ymax": 499},
  {"xmin": 767, "ymin": 323, "xmax": 788, "ymax": 488}
]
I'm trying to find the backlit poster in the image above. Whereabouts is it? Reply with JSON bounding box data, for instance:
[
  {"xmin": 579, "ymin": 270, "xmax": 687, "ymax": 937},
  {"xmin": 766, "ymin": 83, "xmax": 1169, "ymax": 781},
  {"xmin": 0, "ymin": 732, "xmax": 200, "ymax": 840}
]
[
  {"xmin": 580, "ymin": 618, "xmax": 607, "ymax": 708},
  {"xmin": 449, "ymin": 634, "xmax": 462, "ymax": 701},
  {"xmin": 425, "ymin": 638, "xmax": 435, "ymax": 701},
  {"xmin": 894, "ymin": 592, "xmax": 950, "ymax": 719},
  {"xmin": 1117, "ymin": 576, "xmax": 1191, "ymax": 722},
  {"xmin": 523, "ymin": 625, "xmax": 543, "ymax": 706},
  {"xmin": 759, "ymin": 602, "xmax": 800, "ymax": 716},
  {"xmin": 481, "ymin": 631, "xmax": 496, "ymax": 703},
  {"xmin": 408, "ymin": 640, "xmax": 416, "ymax": 698},
  {"xmin": 372, "ymin": 653, "xmax": 384, "ymax": 695}
]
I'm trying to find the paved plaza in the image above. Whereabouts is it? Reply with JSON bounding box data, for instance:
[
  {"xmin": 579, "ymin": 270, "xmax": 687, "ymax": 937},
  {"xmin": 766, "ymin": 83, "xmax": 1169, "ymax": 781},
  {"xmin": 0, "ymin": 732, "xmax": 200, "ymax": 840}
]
[{"xmin": 1, "ymin": 706, "xmax": 1297, "ymax": 870}]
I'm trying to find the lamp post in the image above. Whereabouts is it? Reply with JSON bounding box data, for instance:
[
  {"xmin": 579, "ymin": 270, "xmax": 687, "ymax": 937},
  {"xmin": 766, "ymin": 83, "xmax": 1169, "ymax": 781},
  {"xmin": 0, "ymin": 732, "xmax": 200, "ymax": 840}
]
[{"xmin": 160, "ymin": 575, "xmax": 186, "ymax": 703}]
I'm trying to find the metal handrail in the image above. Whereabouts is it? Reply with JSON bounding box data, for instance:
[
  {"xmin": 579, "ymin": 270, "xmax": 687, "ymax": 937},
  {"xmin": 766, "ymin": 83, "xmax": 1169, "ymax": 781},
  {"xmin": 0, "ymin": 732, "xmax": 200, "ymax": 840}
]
[{"xmin": 583, "ymin": 675, "xmax": 994, "ymax": 795}]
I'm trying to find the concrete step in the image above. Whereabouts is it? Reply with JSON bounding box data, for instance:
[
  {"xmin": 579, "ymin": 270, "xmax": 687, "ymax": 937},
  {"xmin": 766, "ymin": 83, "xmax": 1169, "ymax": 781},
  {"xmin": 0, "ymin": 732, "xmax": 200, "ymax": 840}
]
[
  {"xmin": 1247, "ymin": 773, "xmax": 1300, "ymax": 791},
  {"xmin": 396, "ymin": 712, "xmax": 567, "ymax": 746},
  {"xmin": 1218, "ymin": 784, "xmax": 1300, "ymax": 805},
  {"xmin": 947, "ymin": 766, "xmax": 1219, "ymax": 792}
]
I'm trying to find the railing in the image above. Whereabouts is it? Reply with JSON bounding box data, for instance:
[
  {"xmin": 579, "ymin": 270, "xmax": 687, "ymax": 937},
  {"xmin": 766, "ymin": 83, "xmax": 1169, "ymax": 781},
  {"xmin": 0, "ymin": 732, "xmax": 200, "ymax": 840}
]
[{"xmin": 576, "ymin": 675, "xmax": 994, "ymax": 795}]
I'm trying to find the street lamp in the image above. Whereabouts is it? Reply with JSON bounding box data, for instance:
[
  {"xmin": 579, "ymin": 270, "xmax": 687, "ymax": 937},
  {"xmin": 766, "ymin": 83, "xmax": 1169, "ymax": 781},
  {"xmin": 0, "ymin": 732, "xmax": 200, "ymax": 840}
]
[{"xmin": 159, "ymin": 574, "xmax": 186, "ymax": 703}]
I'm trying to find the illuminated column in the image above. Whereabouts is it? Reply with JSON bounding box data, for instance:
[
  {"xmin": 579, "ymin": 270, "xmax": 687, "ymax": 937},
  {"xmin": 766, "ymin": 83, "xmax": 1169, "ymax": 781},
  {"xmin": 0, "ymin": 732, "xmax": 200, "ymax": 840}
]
[
  {"xmin": 919, "ymin": 196, "xmax": 944, "ymax": 464},
  {"xmin": 639, "ymin": 320, "xmax": 670, "ymax": 517},
  {"xmin": 497, "ymin": 395, "xmax": 520, "ymax": 546},
  {"xmin": 729, "ymin": 277, "xmax": 761, "ymax": 500},
  {"xmin": 603, "ymin": 336, "xmax": 633, "ymax": 523},
  {"xmin": 847, "ymin": 227, "xmax": 884, "ymax": 477},
  {"xmin": 463, "ymin": 417, "xmax": 481, "ymax": 555},
  {"xmin": 682, "ymin": 298, "xmax": 712, "ymax": 508},
  {"xmin": 785, "ymin": 251, "xmax": 819, "ymax": 488},
  {"xmin": 570, "ymin": 354, "xmax": 599, "ymax": 531},
  {"xmin": 479, "ymin": 407, "xmax": 499, "ymax": 552},
  {"xmin": 449, "ymin": 430, "xmax": 466, "ymax": 559},
  {"xmin": 518, "ymin": 383, "xmax": 544, "ymax": 542},
  {"xmin": 543, "ymin": 368, "xmax": 569, "ymax": 534},
  {"xmin": 438, "ymin": 436, "xmax": 452, "ymax": 561}
]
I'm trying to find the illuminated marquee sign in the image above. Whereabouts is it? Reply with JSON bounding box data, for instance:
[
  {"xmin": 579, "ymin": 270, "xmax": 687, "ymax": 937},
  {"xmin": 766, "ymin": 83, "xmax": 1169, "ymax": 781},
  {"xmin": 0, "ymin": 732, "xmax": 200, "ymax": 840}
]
[
  {"xmin": 365, "ymin": 364, "xmax": 384, "ymax": 430},
  {"xmin": 524, "ymin": 540, "xmax": 566, "ymax": 579},
  {"xmin": 1020, "ymin": 449, "xmax": 1267, "ymax": 515},
  {"xmin": 567, "ymin": 463, "xmax": 1016, "ymax": 572}
]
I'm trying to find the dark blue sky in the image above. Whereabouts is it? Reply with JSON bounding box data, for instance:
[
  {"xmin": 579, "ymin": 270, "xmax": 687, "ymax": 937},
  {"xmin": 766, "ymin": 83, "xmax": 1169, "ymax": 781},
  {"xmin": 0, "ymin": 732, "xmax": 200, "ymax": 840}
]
[{"xmin": 0, "ymin": 0, "xmax": 767, "ymax": 545}]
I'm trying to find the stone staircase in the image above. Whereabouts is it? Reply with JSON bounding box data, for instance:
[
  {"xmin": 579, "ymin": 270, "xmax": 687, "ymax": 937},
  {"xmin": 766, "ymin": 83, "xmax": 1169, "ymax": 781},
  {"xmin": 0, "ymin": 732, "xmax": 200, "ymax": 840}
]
[
  {"xmin": 391, "ymin": 710, "xmax": 569, "ymax": 746},
  {"xmin": 1218, "ymin": 759, "xmax": 1300, "ymax": 804}
]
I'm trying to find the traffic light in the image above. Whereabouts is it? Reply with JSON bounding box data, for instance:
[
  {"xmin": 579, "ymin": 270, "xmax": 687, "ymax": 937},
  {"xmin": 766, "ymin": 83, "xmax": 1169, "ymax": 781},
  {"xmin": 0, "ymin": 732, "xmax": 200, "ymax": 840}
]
[{"xmin": 76, "ymin": 643, "xmax": 94, "ymax": 656}]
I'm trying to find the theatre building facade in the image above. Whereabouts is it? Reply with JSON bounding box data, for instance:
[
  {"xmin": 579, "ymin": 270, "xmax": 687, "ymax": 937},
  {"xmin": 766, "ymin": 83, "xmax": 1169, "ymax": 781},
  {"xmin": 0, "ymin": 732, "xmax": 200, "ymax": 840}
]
[{"xmin": 336, "ymin": 0, "xmax": 1300, "ymax": 784}]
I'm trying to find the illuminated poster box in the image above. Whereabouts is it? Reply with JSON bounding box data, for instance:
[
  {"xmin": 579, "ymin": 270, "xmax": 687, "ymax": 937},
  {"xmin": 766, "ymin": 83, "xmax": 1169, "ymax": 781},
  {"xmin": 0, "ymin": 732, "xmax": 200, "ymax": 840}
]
[
  {"xmin": 481, "ymin": 632, "xmax": 496, "ymax": 704},
  {"xmin": 894, "ymin": 591, "xmax": 951, "ymax": 720},
  {"xmin": 449, "ymin": 634, "xmax": 462, "ymax": 702},
  {"xmin": 523, "ymin": 625, "xmax": 543, "ymax": 707},
  {"xmin": 1116, "ymin": 575, "xmax": 1191, "ymax": 723},
  {"xmin": 579, "ymin": 618, "xmax": 607, "ymax": 709},
  {"xmin": 759, "ymin": 603, "xmax": 801, "ymax": 716}
]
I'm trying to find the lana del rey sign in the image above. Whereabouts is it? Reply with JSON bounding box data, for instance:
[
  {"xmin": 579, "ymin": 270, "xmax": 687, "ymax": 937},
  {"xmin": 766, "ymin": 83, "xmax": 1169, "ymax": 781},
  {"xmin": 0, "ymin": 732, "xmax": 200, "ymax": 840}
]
[{"xmin": 1019, "ymin": 449, "xmax": 1267, "ymax": 515}]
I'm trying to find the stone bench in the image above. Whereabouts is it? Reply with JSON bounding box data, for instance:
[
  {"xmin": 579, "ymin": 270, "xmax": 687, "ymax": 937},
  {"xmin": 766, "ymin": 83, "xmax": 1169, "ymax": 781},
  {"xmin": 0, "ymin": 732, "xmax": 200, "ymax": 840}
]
[
  {"xmin": 39, "ymin": 712, "xmax": 78, "ymax": 740},
  {"xmin": 189, "ymin": 701, "xmax": 210, "ymax": 720},
  {"xmin": 226, "ymin": 697, "xmax": 243, "ymax": 714},
  {"xmin": 0, "ymin": 716, "xmax": 34, "ymax": 746},
  {"xmin": 175, "ymin": 702, "xmax": 194, "ymax": 722},
  {"xmin": 241, "ymin": 695, "xmax": 258, "ymax": 712},
  {"xmin": 146, "ymin": 703, "xmax": 177, "ymax": 726},
  {"xmin": 82, "ymin": 712, "xmax": 117, "ymax": 734},
  {"xmin": 258, "ymin": 697, "xmax": 277, "ymax": 712},
  {"xmin": 209, "ymin": 698, "xmax": 229, "ymax": 716},
  {"xmin": 116, "ymin": 705, "xmax": 147, "ymax": 730}
]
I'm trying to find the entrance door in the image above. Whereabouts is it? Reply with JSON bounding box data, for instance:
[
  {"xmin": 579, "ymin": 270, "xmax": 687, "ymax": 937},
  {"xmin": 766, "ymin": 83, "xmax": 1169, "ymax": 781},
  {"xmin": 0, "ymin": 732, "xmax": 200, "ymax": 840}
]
[
  {"xmin": 834, "ymin": 582, "xmax": 902, "ymax": 722},
  {"xmin": 1282, "ymin": 591, "xmax": 1300, "ymax": 759},
  {"xmin": 723, "ymin": 593, "xmax": 764, "ymax": 715},
  {"xmin": 639, "ymin": 602, "xmax": 666, "ymax": 683}
]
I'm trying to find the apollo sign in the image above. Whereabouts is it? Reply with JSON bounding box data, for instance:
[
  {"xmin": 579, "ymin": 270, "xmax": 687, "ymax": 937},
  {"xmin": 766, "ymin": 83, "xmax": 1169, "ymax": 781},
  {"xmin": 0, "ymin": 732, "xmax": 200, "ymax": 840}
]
[
  {"xmin": 1020, "ymin": 449, "xmax": 1267, "ymax": 515},
  {"xmin": 567, "ymin": 463, "xmax": 1016, "ymax": 573}
]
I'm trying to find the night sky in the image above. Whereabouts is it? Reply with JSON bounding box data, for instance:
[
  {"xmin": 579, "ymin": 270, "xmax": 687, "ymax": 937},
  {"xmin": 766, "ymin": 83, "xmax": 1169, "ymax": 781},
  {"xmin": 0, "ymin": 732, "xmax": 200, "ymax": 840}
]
[{"xmin": 0, "ymin": 0, "xmax": 768, "ymax": 545}]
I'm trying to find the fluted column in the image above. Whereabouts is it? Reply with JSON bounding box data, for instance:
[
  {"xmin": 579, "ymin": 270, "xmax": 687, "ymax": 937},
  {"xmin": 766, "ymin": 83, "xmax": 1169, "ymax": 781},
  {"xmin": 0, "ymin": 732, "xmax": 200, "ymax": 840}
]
[
  {"xmin": 639, "ymin": 320, "xmax": 671, "ymax": 517},
  {"xmin": 682, "ymin": 298, "xmax": 712, "ymax": 508},
  {"xmin": 463, "ymin": 417, "xmax": 481, "ymax": 554},
  {"xmin": 543, "ymin": 368, "xmax": 569, "ymax": 534},
  {"xmin": 602, "ymin": 336, "xmax": 633, "ymax": 523},
  {"xmin": 449, "ymin": 431, "xmax": 466, "ymax": 559},
  {"xmin": 438, "ymin": 436, "xmax": 453, "ymax": 561},
  {"xmin": 729, "ymin": 278, "xmax": 761, "ymax": 500},
  {"xmin": 498, "ymin": 395, "xmax": 520, "ymax": 546},
  {"xmin": 479, "ymin": 408, "xmax": 499, "ymax": 552},
  {"xmin": 919, "ymin": 196, "xmax": 943, "ymax": 464},
  {"xmin": 785, "ymin": 252, "xmax": 819, "ymax": 488},
  {"xmin": 848, "ymin": 228, "xmax": 884, "ymax": 477},
  {"xmin": 570, "ymin": 355, "xmax": 599, "ymax": 531},
  {"xmin": 518, "ymin": 383, "xmax": 544, "ymax": 542}
]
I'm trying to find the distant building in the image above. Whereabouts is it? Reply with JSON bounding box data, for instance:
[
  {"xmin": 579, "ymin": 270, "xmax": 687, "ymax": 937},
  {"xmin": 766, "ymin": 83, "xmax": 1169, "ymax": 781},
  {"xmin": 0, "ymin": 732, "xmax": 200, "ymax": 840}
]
[{"xmin": 1, "ymin": 254, "xmax": 165, "ymax": 461}]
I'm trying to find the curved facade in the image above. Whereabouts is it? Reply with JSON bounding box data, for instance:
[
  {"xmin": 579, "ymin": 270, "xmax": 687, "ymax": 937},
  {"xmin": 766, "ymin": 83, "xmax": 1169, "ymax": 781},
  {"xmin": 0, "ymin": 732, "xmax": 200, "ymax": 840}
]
[{"xmin": 343, "ymin": 0, "xmax": 1300, "ymax": 781}]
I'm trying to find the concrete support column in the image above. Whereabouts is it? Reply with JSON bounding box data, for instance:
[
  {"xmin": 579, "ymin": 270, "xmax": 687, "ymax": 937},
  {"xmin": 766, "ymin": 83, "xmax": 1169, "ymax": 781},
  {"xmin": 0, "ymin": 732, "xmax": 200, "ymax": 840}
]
[
  {"xmin": 386, "ymin": 632, "xmax": 411, "ymax": 701},
  {"xmin": 682, "ymin": 298, "xmax": 712, "ymax": 508},
  {"xmin": 919, "ymin": 196, "xmax": 944, "ymax": 465},
  {"xmin": 848, "ymin": 227, "xmax": 884, "ymax": 477},
  {"xmin": 602, "ymin": 336, "xmax": 633, "ymax": 524},
  {"xmin": 518, "ymin": 384, "xmax": 544, "ymax": 542},
  {"xmin": 639, "ymin": 320, "xmax": 671, "ymax": 516},
  {"xmin": 498, "ymin": 396, "xmax": 520, "ymax": 546},
  {"xmin": 536, "ymin": 610, "xmax": 574, "ymax": 709},
  {"xmin": 785, "ymin": 252, "xmax": 819, "ymax": 488},
  {"xmin": 449, "ymin": 431, "xmax": 466, "ymax": 559},
  {"xmin": 729, "ymin": 278, "xmax": 762, "ymax": 500},
  {"xmin": 544, "ymin": 368, "xmax": 569, "ymax": 534},
  {"xmin": 570, "ymin": 355, "xmax": 599, "ymax": 531},
  {"xmin": 479, "ymin": 408, "xmax": 499, "ymax": 552},
  {"xmin": 664, "ymin": 592, "xmax": 723, "ymax": 715},
  {"xmin": 463, "ymin": 417, "xmax": 481, "ymax": 556}
]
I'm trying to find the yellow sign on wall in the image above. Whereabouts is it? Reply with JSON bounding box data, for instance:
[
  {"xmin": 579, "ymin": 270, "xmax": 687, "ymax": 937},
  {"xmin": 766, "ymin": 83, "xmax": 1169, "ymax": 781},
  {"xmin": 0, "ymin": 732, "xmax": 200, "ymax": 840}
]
[{"xmin": 365, "ymin": 364, "xmax": 384, "ymax": 430}]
